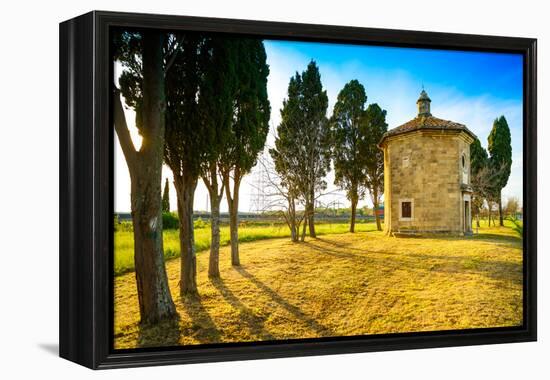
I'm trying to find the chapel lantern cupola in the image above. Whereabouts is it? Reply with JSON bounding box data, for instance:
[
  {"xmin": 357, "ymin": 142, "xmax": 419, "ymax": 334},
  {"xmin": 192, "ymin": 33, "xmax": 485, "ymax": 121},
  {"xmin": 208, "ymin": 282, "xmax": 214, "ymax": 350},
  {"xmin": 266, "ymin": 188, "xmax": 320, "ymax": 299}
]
[{"xmin": 417, "ymin": 89, "xmax": 431, "ymax": 117}]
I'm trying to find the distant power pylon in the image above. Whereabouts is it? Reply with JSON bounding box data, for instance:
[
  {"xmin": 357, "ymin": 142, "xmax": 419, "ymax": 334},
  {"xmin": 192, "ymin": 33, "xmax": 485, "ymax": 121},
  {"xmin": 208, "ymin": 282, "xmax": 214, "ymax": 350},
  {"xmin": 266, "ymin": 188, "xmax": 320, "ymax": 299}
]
[{"xmin": 249, "ymin": 163, "xmax": 267, "ymax": 214}]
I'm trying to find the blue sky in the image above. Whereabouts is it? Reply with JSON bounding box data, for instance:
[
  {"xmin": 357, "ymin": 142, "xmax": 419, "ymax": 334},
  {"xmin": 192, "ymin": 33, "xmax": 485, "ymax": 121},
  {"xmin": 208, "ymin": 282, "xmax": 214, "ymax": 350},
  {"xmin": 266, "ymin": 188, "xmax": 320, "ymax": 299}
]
[
  {"xmin": 115, "ymin": 39, "xmax": 523, "ymax": 212},
  {"xmin": 266, "ymin": 41, "xmax": 522, "ymax": 101}
]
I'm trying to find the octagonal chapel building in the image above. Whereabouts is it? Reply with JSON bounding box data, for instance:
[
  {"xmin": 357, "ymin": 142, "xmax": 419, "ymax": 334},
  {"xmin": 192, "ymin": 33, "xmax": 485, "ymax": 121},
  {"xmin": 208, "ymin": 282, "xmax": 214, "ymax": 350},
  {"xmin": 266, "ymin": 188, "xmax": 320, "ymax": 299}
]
[{"xmin": 379, "ymin": 90, "xmax": 477, "ymax": 236}]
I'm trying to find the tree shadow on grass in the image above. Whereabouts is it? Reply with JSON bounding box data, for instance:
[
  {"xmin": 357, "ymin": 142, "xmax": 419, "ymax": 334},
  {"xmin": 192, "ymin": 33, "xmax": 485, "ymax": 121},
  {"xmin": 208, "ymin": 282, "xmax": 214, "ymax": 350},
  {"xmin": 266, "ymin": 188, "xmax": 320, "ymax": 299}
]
[
  {"xmin": 471, "ymin": 232, "xmax": 522, "ymax": 245},
  {"xmin": 404, "ymin": 253, "xmax": 523, "ymax": 285},
  {"xmin": 235, "ymin": 266, "xmax": 335, "ymax": 337},
  {"xmin": 313, "ymin": 237, "xmax": 403, "ymax": 257},
  {"xmin": 309, "ymin": 239, "xmax": 522, "ymax": 286},
  {"xmin": 315, "ymin": 237, "xmax": 371, "ymax": 253},
  {"xmin": 180, "ymin": 294, "xmax": 222, "ymax": 344},
  {"xmin": 303, "ymin": 240, "xmax": 384, "ymax": 261},
  {"xmin": 210, "ymin": 278, "xmax": 275, "ymax": 341},
  {"xmin": 137, "ymin": 316, "xmax": 181, "ymax": 348}
]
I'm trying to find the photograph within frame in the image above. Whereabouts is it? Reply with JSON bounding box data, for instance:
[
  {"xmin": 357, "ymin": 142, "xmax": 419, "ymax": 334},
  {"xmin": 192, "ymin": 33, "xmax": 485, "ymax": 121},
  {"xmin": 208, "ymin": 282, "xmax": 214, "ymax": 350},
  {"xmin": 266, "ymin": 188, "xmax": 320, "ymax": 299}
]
[
  {"xmin": 111, "ymin": 26, "xmax": 525, "ymax": 352},
  {"xmin": 58, "ymin": 11, "xmax": 537, "ymax": 369}
]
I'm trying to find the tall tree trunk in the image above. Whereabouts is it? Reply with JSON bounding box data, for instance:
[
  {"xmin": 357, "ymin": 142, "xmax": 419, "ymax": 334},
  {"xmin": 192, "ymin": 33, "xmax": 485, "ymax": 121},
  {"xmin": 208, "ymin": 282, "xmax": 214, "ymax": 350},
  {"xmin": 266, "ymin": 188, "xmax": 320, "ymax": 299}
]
[
  {"xmin": 308, "ymin": 191, "xmax": 316, "ymax": 238},
  {"xmin": 131, "ymin": 180, "xmax": 176, "ymax": 324},
  {"xmin": 209, "ymin": 195, "xmax": 221, "ymax": 277},
  {"xmin": 350, "ymin": 193, "xmax": 358, "ymax": 233},
  {"xmin": 290, "ymin": 225, "xmax": 297, "ymax": 242},
  {"xmin": 498, "ymin": 192, "xmax": 504, "ymax": 226},
  {"xmin": 224, "ymin": 170, "xmax": 241, "ymax": 266},
  {"xmin": 228, "ymin": 200, "xmax": 239, "ymax": 266},
  {"xmin": 174, "ymin": 173, "xmax": 198, "ymax": 297},
  {"xmin": 205, "ymin": 168, "xmax": 223, "ymax": 278},
  {"xmin": 290, "ymin": 217, "xmax": 298, "ymax": 242},
  {"xmin": 301, "ymin": 211, "xmax": 307, "ymax": 242},
  {"xmin": 115, "ymin": 31, "xmax": 176, "ymax": 324},
  {"xmin": 289, "ymin": 196, "xmax": 298, "ymax": 242},
  {"xmin": 373, "ymin": 188, "xmax": 382, "ymax": 231}
]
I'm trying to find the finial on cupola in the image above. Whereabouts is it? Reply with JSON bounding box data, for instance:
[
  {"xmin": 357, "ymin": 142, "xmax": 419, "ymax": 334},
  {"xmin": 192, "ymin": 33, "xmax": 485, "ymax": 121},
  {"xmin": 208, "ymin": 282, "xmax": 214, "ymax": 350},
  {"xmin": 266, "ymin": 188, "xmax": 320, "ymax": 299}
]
[{"xmin": 417, "ymin": 88, "xmax": 432, "ymax": 117}]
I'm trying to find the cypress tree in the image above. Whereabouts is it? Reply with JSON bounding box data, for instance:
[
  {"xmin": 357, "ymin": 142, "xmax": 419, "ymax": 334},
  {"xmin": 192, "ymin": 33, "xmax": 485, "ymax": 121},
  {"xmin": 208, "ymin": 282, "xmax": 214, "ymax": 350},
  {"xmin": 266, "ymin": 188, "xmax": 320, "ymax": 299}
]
[
  {"xmin": 162, "ymin": 177, "xmax": 170, "ymax": 213},
  {"xmin": 199, "ymin": 37, "xmax": 238, "ymax": 278},
  {"xmin": 164, "ymin": 33, "xmax": 206, "ymax": 296},
  {"xmin": 300, "ymin": 61, "xmax": 330, "ymax": 239},
  {"xmin": 270, "ymin": 61, "xmax": 330, "ymax": 241},
  {"xmin": 331, "ymin": 80, "xmax": 368, "ymax": 232},
  {"xmin": 361, "ymin": 103, "xmax": 388, "ymax": 231},
  {"xmin": 220, "ymin": 39, "xmax": 270, "ymax": 266},
  {"xmin": 113, "ymin": 30, "xmax": 177, "ymax": 323},
  {"xmin": 270, "ymin": 75, "xmax": 304, "ymax": 242},
  {"xmin": 488, "ymin": 116, "xmax": 512, "ymax": 226},
  {"xmin": 470, "ymin": 137, "xmax": 489, "ymax": 227}
]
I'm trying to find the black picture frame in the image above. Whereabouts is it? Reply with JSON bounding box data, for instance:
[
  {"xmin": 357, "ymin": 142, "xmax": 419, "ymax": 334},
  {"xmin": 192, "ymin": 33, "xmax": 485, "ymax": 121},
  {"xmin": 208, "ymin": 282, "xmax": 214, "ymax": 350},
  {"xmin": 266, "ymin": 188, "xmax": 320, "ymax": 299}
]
[{"xmin": 59, "ymin": 10, "xmax": 537, "ymax": 369}]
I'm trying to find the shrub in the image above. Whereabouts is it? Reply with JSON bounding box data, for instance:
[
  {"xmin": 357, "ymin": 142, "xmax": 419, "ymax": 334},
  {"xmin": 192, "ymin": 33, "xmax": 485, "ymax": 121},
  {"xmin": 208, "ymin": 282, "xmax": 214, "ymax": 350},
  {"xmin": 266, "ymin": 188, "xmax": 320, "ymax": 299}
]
[
  {"xmin": 161, "ymin": 213, "xmax": 210, "ymax": 231},
  {"xmin": 194, "ymin": 217, "xmax": 208, "ymax": 229},
  {"xmin": 114, "ymin": 214, "xmax": 133, "ymax": 232},
  {"xmin": 118, "ymin": 221, "xmax": 133, "ymax": 232},
  {"xmin": 162, "ymin": 212, "xmax": 179, "ymax": 230}
]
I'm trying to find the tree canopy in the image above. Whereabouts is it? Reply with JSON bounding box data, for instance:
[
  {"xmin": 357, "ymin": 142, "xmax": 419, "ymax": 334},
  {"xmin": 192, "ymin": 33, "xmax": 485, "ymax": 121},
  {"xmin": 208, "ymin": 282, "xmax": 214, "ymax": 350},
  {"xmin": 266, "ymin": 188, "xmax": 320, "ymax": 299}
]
[
  {"xmin": 164, "ymin": 34, "xmax": 206, "ymax": 182},
  {"xmin": 470, "ymin": 136, "xmax": 489, "ymax": 177},
  {"xmin": 221, "ymin": 39, "xmax": 270, "ymax": 176},
  {"xmin": 488, "ymin": 116, "xmax": 512, "ymax": 192}
]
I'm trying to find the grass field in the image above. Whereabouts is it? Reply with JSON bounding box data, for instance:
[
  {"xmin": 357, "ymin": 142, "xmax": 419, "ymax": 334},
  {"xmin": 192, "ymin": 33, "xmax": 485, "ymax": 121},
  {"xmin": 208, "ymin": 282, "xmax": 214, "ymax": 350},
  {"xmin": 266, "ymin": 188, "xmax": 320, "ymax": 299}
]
[
  {"xmin": 114, "ymin": 221, "xmax": 378, "ymax": 275},
  {"xmin": 113, "ymin": 220, "xmax": 523, "ymax": 349}
]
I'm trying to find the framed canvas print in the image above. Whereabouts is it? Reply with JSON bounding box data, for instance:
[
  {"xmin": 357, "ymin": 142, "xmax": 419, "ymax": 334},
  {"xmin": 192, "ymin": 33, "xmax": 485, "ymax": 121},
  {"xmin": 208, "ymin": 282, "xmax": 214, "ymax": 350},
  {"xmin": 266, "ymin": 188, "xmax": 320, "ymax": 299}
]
[{"xmin": 59, "ymin": 11, "xmax": 537, "ymax": 369}]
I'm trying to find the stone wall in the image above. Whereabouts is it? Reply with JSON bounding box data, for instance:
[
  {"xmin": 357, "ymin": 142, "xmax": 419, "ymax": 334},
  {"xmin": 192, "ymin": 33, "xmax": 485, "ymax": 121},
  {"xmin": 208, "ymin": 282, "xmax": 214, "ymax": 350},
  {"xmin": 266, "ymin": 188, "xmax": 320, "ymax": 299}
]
[{"xmin": 382, "ymin": 130, "xmax": 473, "ymax": 234}]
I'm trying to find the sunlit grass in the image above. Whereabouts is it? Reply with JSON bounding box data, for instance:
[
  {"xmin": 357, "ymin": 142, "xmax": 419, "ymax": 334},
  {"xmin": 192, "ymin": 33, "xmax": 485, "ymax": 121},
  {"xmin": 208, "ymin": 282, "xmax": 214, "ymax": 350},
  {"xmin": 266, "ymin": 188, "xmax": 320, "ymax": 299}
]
[
  {"xmin": 114, "ymin": 221, "xmax": 377, "ymax": 276},
  {"xmin": 113, "ymin": 221, "xmax": 523, "ymax": 349}
]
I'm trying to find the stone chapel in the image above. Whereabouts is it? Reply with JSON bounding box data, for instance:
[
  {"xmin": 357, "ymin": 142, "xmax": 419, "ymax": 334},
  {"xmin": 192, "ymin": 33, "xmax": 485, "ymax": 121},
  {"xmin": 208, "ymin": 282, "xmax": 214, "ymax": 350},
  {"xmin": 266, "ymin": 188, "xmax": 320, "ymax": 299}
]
[{"xmin": 378, "ymin": 90, "xmax": 476, "ymax": 235}]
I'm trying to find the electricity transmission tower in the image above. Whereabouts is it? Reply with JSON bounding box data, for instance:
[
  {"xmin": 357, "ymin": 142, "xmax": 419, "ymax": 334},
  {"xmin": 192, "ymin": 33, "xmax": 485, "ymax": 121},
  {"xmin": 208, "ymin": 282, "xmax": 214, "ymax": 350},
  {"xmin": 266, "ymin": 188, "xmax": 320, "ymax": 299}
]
[{"xmin": 249, "ymin": 163, "xmax": 267, "ymax": 214}]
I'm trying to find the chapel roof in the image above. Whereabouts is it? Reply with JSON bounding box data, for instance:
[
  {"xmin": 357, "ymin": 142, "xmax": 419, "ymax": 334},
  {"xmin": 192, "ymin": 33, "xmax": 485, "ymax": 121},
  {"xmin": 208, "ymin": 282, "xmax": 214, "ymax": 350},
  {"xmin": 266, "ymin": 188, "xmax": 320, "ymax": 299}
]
[{"xmin": 379, "ymin": 90, "xmax": 476, "ymax": 146}]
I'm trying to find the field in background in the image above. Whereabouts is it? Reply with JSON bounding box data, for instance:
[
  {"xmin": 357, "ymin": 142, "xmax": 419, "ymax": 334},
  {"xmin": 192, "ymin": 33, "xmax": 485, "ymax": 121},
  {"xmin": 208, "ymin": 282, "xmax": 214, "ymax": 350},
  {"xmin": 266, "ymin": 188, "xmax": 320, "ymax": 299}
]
[
  {"xmin": 113, "ymin": 222, "xmax": 523, "ymax": 349},
  {"xmin": 114, "ymin": 220, "xmax": 378, "ymax": 276}
]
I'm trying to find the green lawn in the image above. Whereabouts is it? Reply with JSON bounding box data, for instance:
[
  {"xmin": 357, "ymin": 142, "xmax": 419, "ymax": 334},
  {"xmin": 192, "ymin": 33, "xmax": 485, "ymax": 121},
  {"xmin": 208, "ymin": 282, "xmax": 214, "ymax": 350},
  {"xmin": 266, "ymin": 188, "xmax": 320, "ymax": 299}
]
[
  {"xmin": 114, "ymin": 220, "xmax": 378, "ymax": 276},
  {"xmin": 113, "ymin": 221, "xmax": 523, "ymax": 349}
]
